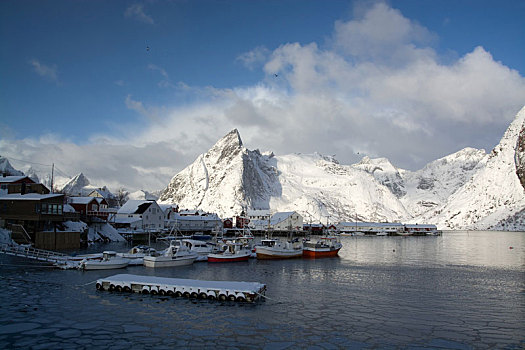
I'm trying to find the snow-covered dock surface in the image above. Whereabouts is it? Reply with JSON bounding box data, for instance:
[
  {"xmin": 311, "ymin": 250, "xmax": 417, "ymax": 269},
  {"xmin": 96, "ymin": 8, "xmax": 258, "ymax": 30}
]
[{"xmin": 96, "ymin": 273, "xmax": 267, "ymax": 302}]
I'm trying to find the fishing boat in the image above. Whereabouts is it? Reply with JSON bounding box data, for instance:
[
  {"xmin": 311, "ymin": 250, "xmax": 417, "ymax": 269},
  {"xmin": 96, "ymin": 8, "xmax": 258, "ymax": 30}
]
[
  {"xmin": 181, "ymin": 239, "xmax": 214, "ymax": 261},
  {"xmin": 255, "ymin": 237, "xmax": 303, "ymax": 260},
  {"xmin": 80, "ymin": 251, "xmax": 130, "ymax": 270},
  {"xmin": 143, "ymin": 240, "xmax": 198, "ymax": 268},
  {"xmin": 117, "ymin": 245, "xmax": 156, "ymax": 265},
  {"xmin": 207, "ymin": 241, "xmax": 251, "ymax": 263},
  {"xmin": 302, "ymin": 236, "xmax": 342, "ymax": 258}
]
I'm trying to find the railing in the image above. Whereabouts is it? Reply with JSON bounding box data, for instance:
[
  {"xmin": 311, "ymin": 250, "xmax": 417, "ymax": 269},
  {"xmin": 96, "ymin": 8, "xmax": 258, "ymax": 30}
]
[
  {"xmin": 8, "ymin": 224, "xmax": 32, "ymax": 245},
  {"xmin": 0, "ymin": 243, "xmax": 70, "ymax": 264}
]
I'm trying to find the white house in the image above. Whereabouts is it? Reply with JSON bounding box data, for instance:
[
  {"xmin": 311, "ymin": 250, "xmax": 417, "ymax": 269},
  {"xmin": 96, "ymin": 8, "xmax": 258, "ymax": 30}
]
[
  {"xmin": 166, "ymin": 212, "xmax": 222, "ymax": 233},
  {"xmin": 270, "ymin": 211, "xmax": 303, "ymax": 231},
  {"xmin": 114, "ymin": 200, "xmax": 164, "ymax": 232}
]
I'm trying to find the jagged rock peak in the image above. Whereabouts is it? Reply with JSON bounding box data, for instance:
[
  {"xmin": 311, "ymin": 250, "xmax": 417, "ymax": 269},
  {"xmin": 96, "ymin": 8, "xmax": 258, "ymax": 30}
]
[
  {"xmin": 213, "ymin": 129, "xmax": 243, "ymax": 149},
  {"xmin": 60, "ymin": 172, "xmax": 91, "ymax": 195},
  {"xmin": 0, "ymin": 156, "xmax": 24, "ymax": 176},
  {"xmin": 514, "ymin": 107, "xmax": 525, "ymax": 190}
]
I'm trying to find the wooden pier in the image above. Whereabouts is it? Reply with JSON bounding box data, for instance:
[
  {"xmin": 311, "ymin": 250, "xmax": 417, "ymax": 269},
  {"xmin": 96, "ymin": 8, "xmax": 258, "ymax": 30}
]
[{"xmin": 96, "ymin": 274, "xmax": 267, "ymax": 302}]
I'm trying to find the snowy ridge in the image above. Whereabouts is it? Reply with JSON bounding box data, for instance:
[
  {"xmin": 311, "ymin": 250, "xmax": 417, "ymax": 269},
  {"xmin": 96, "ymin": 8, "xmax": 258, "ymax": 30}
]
[
  {"xmin": 418, "ymin": 107, "xmax": 525, "ymax": 230},
  {"xmin": 0, "ymin": 156, "xmax": 24, "ymax": 176},
  {"xmin": 160, "ymin": 107, "xmax": 525, "ymax": 230}
]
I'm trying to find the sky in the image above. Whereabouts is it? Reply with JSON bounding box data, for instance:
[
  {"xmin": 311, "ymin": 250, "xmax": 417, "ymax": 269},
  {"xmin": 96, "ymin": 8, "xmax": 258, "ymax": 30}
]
[{"xmin": 1, "ymin": 0, "xmax": 525, "ymax": 192}]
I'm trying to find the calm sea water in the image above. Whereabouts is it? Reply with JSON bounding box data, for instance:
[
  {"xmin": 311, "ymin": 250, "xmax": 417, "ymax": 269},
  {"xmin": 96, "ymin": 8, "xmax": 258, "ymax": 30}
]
[{"xmin": 0, "ymin": 231, "xmax": 523, "ymax": 349}]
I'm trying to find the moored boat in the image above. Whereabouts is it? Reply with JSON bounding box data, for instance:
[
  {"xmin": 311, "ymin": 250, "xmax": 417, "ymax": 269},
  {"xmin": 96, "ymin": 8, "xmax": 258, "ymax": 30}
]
[
  {"xmin": 255, "ymin": 238, "xmax": 303, "ymax": 260},
  {"xmin": 181, "ymin": 239, "xmax": 214, "ymax": 261},
  {"xmin": 302, "ymin": 236, "xmax": 342, "ymax": 258},
  {"xmin": 80, "ymin": 251, "xmax": 130, "ymax": 270},
  {"xmin": 207, "ymin": 241, "xmax": 251, "ymax": 263},
  {"xmin": 143, "ymin": 240, "xmax": 198, "ymax": 268}
]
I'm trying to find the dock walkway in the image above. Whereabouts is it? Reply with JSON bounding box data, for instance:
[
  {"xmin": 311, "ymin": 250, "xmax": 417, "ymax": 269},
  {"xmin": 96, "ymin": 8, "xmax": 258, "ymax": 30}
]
[{"xmin": 96, "ymin": 273, "xmax": 266, "ymax": 302}]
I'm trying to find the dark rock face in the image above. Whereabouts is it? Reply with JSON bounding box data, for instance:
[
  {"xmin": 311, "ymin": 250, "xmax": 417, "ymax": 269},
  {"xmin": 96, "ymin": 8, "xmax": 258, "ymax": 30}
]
[{"xmin": 516, "ymin": 124, "xmax": 525, "ymax": 191}]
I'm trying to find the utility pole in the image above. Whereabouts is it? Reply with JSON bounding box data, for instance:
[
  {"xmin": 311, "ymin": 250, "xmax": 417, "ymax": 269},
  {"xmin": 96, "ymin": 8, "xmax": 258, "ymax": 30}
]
[{"xmin": 50, "ymin": 163, "xmax": 54, "ymax": 193}]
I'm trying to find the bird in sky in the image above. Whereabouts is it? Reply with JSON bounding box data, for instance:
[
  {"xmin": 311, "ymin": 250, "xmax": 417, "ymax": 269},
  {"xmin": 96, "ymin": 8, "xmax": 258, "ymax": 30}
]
[{"xmin": 146, "ymin": 46, "xmax": 150, "ymax": 52}]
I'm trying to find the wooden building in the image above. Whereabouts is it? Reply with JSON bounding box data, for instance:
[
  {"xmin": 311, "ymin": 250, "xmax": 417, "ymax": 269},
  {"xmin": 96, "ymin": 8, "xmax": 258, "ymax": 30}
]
[{"xmin": 0, "ymin": 193, "xmax": 80, "ymax": 249}]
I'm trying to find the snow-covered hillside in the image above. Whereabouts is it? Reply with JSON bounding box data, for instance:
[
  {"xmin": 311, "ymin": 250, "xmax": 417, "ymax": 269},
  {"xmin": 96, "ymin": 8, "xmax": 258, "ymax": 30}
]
[
  {"xmin": 418, "ymin": 107, "xmax": 525, "ymax": 230},
  {"xmin": 0, "ymin": 156, "xmax": 24, "ymax": 176},
  {"xmin": 160, "ymin": 107, "xmax": 525, "ymax": 230},
  {"xmin": 159, "ymin": 129, "xmax": 409, "ymax": 222}
]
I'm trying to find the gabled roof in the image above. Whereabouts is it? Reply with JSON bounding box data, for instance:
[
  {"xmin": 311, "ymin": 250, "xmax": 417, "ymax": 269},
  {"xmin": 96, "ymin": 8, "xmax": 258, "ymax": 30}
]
[
  {"xmin": 270, "ymin": 211, "xmax": 297, "ymax": 225},
  {"xmin": 0, "ymin": 193, "xmax": 63, "ymax": 201},
  {"xmin": 69, "ymin": 196, "xmax": 97, "ymax": 205},
  {"xmin": 117, "ymin": 200, "xmax": 155, "ymax": 214},
  {"xmin": 0, "ymin": 175, "xmax": 34, "ymax": 184}
]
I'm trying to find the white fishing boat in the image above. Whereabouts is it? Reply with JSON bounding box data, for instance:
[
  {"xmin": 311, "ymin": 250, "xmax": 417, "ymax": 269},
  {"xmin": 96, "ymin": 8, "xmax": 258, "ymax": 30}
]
[
  {"xmin": 255, "ymin": 237, "xmax": 303, "ymax": 260},
  {"xmin": 80, "ymin": 251, "xmax": 130, "ymax": 270},
  {"xmin": 117, "ymin": 245, "xmax": 157, "ymax": 265},
  {"xmin": 207, "ymin": 241, "xmax": 251, "ymax": 263},
  {"xmin": 181, "ymin": 239, "xmax": 214, "ymax": 261},
  {"xmin": 143, "ymin": 240, "xmax": 198, "ymax": 268}
]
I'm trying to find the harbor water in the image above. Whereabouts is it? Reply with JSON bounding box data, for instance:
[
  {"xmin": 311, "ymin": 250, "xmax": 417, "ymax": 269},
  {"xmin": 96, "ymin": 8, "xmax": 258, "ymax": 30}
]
[{"xmin": 0, "ymin": 231, "xmax": 523, "ymax": 349}]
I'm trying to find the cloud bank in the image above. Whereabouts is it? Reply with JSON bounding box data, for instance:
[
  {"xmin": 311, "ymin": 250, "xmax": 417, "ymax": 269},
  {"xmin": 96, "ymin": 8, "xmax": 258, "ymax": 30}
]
[{"xmin": 3, "ymin": 3, "xmax": 525, "ymax": 193}]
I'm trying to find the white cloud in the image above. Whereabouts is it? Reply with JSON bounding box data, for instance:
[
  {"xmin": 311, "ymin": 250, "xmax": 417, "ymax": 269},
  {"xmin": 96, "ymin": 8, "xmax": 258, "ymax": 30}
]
[
  {"xmin": 5, "ymin": 2, "xmax": 525, "ymax": 193},
  {"xmin": 124, "ymin": 3, "xmax": 154, "ymax": 24},
  {"xmin": 236, "ymin": 46, "xmax": 270, "ymax": 70},
  {"xmin": 29, "ymin": 59, "xmax": 58, "ymax": 82}
]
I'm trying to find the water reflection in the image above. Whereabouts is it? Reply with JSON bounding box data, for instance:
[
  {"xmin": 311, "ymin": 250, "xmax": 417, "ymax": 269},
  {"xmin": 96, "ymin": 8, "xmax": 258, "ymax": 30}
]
[{"xmin": 339, "ymin": 231, "xmax": 524, "ymax": 269}]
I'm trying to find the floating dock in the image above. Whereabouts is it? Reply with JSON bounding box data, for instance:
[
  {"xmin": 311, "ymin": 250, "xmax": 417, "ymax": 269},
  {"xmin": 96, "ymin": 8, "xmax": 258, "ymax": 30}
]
[{"xmin": 96, "ymin": 274, "xmax": 267, "ymax": 302}]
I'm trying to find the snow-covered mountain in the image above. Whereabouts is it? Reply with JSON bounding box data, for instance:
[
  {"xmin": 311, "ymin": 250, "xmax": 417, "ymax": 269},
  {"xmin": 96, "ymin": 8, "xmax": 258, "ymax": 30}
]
[
  {"xmin": 59, "ymin": 173, "xmax": 91, "ymax": 195},
  {"xmin": 0, "ymin": 156, "xmax": 24, "ymax": 176},
  {"xmin": 159, "ymin": 129, "xmax": 409, "ymax": 222},
  {"xmin": 400, "ymin": 147, "xmax": 488, "ymax": 218},
  {"xmin": 160, "ymin": 107, "xmax": 525, "ymax": 230},
  {"xmin": 418, "ymin": 107, "xmax": 525, "ymax": 230}
]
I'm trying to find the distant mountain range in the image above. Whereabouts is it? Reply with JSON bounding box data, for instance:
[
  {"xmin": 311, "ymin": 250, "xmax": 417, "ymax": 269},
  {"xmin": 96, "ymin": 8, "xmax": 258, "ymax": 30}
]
[
  {"xmin": 3, "ymin": 107, "xmax": 524, "ymax": 230},
  {"xmin": 159, "ymin": 107, "xmax": 525, "ymax": 230}
]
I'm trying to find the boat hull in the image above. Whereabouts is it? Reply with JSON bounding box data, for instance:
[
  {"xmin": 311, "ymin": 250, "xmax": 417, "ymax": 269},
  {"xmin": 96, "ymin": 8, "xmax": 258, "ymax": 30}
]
[
  {"xmin": 255, "ymin": 247, "xmax": 303, "ymax": 260},
  {"xmin": 143, "ymin": 256, "xmax": 196, "ymax": 268},
  {"xmin": 207, "ymin": 254, "xmax": 250, "ymax": 263},
  {"xmin": 82, "ymin": 259, "xmax": 129, "ymax": 270},
  {"xmin": 302, "ymin": 247, "xmax": 341, "ymax": 259}
]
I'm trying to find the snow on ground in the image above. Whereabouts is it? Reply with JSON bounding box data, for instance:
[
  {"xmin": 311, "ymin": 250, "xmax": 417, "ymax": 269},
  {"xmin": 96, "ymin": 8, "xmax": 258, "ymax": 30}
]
[
  {"xmin": 88, "ymin": 223, "xmax": 126, "ymax": 243},
  {"xmin": 0, "ymin": 228, "xmax": 13, "ymax": 245}
]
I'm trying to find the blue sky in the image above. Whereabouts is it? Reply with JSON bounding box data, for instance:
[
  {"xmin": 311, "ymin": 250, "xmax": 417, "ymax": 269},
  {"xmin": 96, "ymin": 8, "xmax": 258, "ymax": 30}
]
[{"xmin": 1, "ymin": 0, "xmax": 525, "ymax": 192}]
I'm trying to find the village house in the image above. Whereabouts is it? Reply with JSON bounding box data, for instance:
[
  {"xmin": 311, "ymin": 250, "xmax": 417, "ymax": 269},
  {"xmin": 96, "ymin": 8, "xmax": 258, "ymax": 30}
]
[
  {"xmin": 0, "ymin": 193, "xmax": 81, "ymax": 249},
  {"xmin": 68, "ymin": 196, "xmax": 110, "ymax": 222},
  {"xmin": 87, "ymin": 187, "xmax": 119, "ymax": 208},
  {"xmin": 270, "ymin": 211, "xmax": 303, "ymax": 231},
  {"xmin": 0, "ymin": 175, "xmax": 49, "ymax": 195},
  {"xmin": 113, "ymin": 200, "xmax": 164, "ymax": 232},
  {"xmin": 166, "ymin": 210, "xmax": 222, "ymax": 233}
]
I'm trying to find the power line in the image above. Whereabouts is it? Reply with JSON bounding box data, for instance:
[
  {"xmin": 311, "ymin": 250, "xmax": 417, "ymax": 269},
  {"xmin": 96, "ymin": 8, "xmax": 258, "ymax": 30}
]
[{"xmin": 3, "ymin": 156, "xmax": 52, "ymax": 167}]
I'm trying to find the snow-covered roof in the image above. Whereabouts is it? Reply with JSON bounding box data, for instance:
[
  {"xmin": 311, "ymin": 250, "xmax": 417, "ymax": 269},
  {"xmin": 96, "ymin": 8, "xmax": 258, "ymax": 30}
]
[
  {"xmin": 118, "ymin": 200, "xmax": 155, "ymax": 214},
  {"xmin": 0, "ymin": 193, "xmax": 63, "ymax": 201},
  {"xmin": 270, "ymin": 212, "xmax": 297, "ymax": 225},
  {"xmin": 69, "ymin": 196, "xmax": 97, "ymax": 205},
  {"xmin": 88, "ymin": 188, "xmax": 114, "ymax": 199},
  {"xmin": 0, "ymin": 175, "xmax": 32, "ymax": 183},
  {"xmin": 247, "ymin": 209, "xmax": 270, "ymax": 216},
  {"xmin": 158, "ymin": 203, "xmax": 177, "ymax": 212}
]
